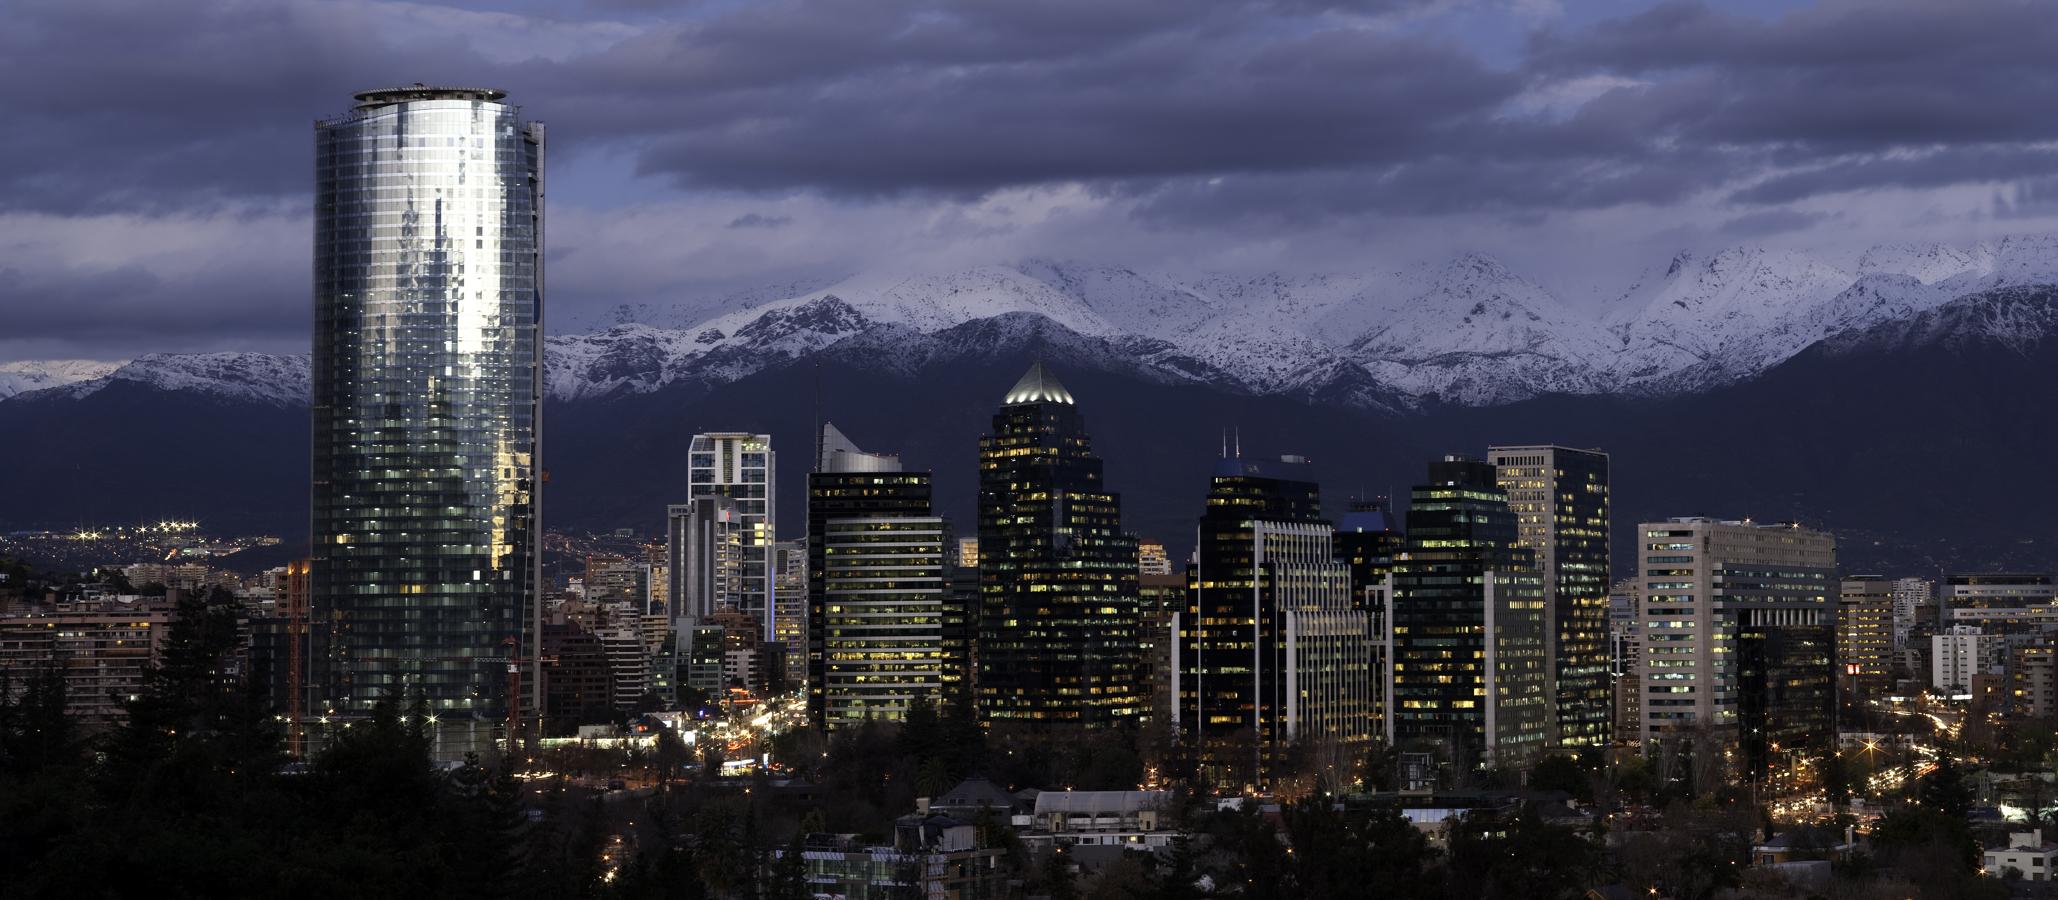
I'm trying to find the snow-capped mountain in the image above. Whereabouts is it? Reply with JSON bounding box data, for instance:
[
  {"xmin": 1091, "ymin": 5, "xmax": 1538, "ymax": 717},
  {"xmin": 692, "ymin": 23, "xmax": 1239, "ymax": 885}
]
[
  {"xmin": 1601, "ymin": 247, "xmax": 1857, "ymax": 391},
  {"xmin": 0, "ymin": 359, "xmax": 119, "ymax": 400},
  {"xmin": 11, "ymin": 353, "xmax": 308, "ymax": 408},
  {"xmin": 9, "ymin": 235, "xmax": 2057, "ymax": 412}
]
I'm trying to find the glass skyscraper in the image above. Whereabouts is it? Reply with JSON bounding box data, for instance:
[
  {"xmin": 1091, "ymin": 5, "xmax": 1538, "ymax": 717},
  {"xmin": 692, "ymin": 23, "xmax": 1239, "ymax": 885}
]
[
  {"xmin": 1488, "ymin": 445, "xmax": 1612, "ymax": 748},
  {"xmin": 976, "ymin": 363, "xmax": 1143, "ymax": 730},
  {"xmin": 311, "ymin": 86, "xmax": 543, "ymax": 721}
]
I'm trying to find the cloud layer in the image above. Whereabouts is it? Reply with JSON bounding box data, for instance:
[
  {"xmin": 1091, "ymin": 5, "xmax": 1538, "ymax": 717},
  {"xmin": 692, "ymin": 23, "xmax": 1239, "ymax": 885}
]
[{"xmin": 5, "ymin": 0, "xmax": 2058, "ymax": 360}]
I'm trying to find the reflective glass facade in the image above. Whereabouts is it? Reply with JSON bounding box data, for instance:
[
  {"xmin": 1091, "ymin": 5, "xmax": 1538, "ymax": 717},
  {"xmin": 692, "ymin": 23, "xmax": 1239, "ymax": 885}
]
[
  {"xmin": 312, "ymin": 87, "xmax": 543, "ymax": 718},
  {"xmin": 976, "ymin": 363, "xmax": 1143, "ymax": 730}
]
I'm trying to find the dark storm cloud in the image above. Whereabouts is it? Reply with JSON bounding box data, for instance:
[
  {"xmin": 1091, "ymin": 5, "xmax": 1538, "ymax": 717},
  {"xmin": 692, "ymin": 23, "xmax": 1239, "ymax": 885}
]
[
  {"xmin": 1717, "ymin": 208, "xmax": 1828, "ymax": 237},
  {"xmin": 9, "ymin": 0, "xmax": 2058, "ymax": 218},
  {"xmin": 1527, "ymin": 1, "xmax": 2058, "ymax": 201},
  {"xmin": 0, "ymin": 259, "xmax": 303, "ymax": 348}
]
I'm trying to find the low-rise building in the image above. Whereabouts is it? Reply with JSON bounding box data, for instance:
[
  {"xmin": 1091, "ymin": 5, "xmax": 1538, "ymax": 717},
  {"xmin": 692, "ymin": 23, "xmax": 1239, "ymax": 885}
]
[{"xmin": 1986, "ymin": 830, "xmax": 2058, "ymax": 881}]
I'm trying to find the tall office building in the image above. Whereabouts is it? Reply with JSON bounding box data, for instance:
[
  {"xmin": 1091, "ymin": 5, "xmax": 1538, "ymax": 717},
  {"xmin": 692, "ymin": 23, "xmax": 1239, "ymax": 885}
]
[
  {"xmin": 687, "ymin": 433, "xmax": 776, "ymax": 639},
  {"xmin": 1336, "ymin": 498, "xmax": 1403, "ymax": 739},
  {"xmin": 311, "ymin": 86, "xmax": 543, "ymax": 724},
  {"xmin": 807, "ymin": 423, "xmax": 951, "ymax": 729},
  {"xmin": 1175, "ymin": 454, "xmax": 1372, "ymax": 791},
  {"xmin": 1838, "ymin": 576, "xmax": 1896, "ymax": 701},
  {"xmin": 976, "ymin": 363, "xmax": 1143, "ymax": 730},
  {"xmin": 667, "ymin": 496, "xmax": 748, "ymax": 631},
  {"xmin": 1388, "ymin": 457, "xmax": 1549, "ymax": 771},
  {"xmin": 1487, "ymin": 445, "xmax": 1612, "ymax": 748},
  {"xmin": 1636, "ymin": 519, "xmax": 1836, "ymax": 780}
]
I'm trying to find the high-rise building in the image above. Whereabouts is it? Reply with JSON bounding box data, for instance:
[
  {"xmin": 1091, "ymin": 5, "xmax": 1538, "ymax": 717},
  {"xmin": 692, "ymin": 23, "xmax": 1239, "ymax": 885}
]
[
  {"xmin": 807, "ymin": 423, "xmax": 952, "ymax": 729},
  {"xmin": 688, "ymin": 433, "xmax": 776, "ymax": 639},
  {"xmin": 667, "ymin": 496, "xmax": 749, "ymax": 632},
  {"xmin": 1175, "ymin": 454, "xmax": 1372, "ymax": 791},
  {"xmin": 1336, "ymin": 498, "xmax": 1402, "ymax": 740},
  {"xmin": 772, "ymin": 540, "xmax": 808, "ymax": 690},
  {"xmin": 1944, "ymin": 574, "xmax": 2058, "ymax": 639},
  {"xmin": 1388, "ymin": 457, "xmax": 1549, "ymax": 771},
  {"xmin": 1607, "ymin": 581, "xmax": 1642, "ymax": 742},
  {"xmin": 311, "ymin": 87, "xmax": 543, "ymax": 725},
  {"xmin": 1137, "ymin": 571, "xmax": 1185, "ymax": 731},
  {"xmin": 1891, "ymin": 577, "xmax": 1934, "ymax": 653},
  {"xmin": 1838, "ymin": 576, "xmax": 1896, "ymax": 701},
  {"xmin": 1488, "ymin": 445, "xmax": 1612, "ymax": 749},
  {"xmin": 976, "ymin": 363, "xmax": 1143, "ymax": 730},
  {"xmin": 1635, "ymin": 518, "xmax": 1836, "ymax": 780}
]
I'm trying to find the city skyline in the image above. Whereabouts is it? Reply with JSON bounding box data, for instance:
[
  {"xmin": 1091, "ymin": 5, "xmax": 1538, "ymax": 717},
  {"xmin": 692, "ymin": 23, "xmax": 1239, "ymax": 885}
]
[{"xmin": 7, "ymin": 5, "xmax": 2058, "ymax": 896}]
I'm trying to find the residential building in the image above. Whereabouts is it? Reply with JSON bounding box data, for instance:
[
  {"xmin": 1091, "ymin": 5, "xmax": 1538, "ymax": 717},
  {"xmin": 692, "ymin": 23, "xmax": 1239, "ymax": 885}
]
[
  {"xmin": 2011, "ymin": 642, "xmax": 2057, "ymax": 719},
  {"xmin": 1933, "ymin": 626, "xmax": 2005, "ymax": 694},
  {"xmin": 311, "ymin": 86, "xmax": 542, "ymax": 730},
  {"xmin": 1636, "ymin": 518, "xmax": 1837, "ymax": 781},
  {"xmin": 1174, "ymin": 454, "xmax": 1373, "ymax": 791},
  {"xmin": 1389, "ymin": 457, "xmax": 1549, "ymax": 771},
  {"xmin": 1986, "ymin": 831, "xmax": 2058, "ymax": 882},
  {"xmin": 0, "ymin": 597, "xmax": 174, "ymax": 727},
  {"xmin": 976, "ymin": 363, "xmax": 1143, "ymax": 730},
  {"xmin": 687, "ymin": 433, "xmax": 777, "ymax": 639},
  {"xmin": 1488, "ymin": 445, "xmax": 1612, "ymax": 748}
]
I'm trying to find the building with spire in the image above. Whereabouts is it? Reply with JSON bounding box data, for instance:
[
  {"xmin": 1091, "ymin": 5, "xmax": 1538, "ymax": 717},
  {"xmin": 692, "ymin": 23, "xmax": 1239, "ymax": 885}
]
[
  {"xmin": 1174, "ymin": 452, "xmax": 1372, "ymax": 792},
  {"xmin": 976, "ymin": 363, "xmax": 1144, "ymax": 730},
  {"xmin": 807, "ymin": 422, "xmax": 953, "ymax": 729}
]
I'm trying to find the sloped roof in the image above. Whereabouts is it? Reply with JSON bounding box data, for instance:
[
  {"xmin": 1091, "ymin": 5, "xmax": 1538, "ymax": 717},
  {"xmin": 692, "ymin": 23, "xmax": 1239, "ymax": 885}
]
[{"xmin": 1003, "ymin": 361, "xmax": 1074, "ymax": 406}]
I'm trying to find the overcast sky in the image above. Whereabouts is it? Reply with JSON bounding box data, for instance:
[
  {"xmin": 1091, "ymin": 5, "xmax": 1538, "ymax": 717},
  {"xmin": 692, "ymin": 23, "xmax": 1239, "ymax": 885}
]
[{"xmin": 5, "ymin": 0, "xmax": 2058, "ymax": 362}]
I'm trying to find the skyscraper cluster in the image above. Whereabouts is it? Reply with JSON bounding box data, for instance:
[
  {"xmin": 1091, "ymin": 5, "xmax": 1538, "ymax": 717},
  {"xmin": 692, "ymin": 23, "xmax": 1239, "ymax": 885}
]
[{"xmin": 295, "ymin": 86, "xmax": 1899, "ymax": 791}]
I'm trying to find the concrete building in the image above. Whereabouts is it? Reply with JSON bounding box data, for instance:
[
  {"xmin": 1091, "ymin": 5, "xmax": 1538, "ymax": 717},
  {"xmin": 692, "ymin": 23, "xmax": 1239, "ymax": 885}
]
[
  {"xmin": 1933, "ymin": 626, "xmax": 2005, "ymax": 695},
  {"xmin": 1838, "ymin": 576, "xmax": 1896, "ymax": 701},
  {"xmin": 1635, "ymin": 519, "xmax": 1837, "ymax": 781},
  {"xmin": 1488, "ymin": 445, "xmax": 1613, "ymax": 749},
  {"xmin": 2010, "ymin": 642, "xmax": 2058, "ymax": 719},
  {"xmin": 1985, "ymin": 831, "xmax": 2058, "ymax": 882},
  {"xmin": 0, "ymin": 597, "xmax": 174, "ymax": 727},
  {"xmin": 1891, "ymin": 577, "xmax": 1933, "ymax": 653}
]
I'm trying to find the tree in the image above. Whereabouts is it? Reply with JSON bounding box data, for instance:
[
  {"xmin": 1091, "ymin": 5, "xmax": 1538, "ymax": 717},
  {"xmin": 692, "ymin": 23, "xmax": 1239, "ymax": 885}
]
[
  {"xmin": 1526, "ymin": 754, "xmax": 1591, "ymax": 802},
  {"xmin": 1918, "ymin": 757, "xmax": 1974, "ymax": 819},
  {"xmin": 1443, "ymin": 805, "xmax": 1602, "ymax": 899}
]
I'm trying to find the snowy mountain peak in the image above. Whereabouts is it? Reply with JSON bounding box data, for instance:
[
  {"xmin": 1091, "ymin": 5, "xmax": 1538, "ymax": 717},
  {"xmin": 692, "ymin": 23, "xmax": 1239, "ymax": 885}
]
[{"xmin": 0, "ymin": 359, "xmax": 120, "ymax": 400}]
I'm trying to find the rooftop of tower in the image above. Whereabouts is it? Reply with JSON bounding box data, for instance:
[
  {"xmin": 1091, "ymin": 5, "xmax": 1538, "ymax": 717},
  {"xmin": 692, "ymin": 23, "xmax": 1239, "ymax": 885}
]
[
  {"xmin": 353, "ymin": 85, "xmax": 507, "ymax": 109},
  {"xmin": 1003, "ymin": 361, "xmax": 1074, "ymax": 406}
]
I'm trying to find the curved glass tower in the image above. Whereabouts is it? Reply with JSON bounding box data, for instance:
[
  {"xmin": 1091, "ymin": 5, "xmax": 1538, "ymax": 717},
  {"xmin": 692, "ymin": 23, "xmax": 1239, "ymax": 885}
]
[{"xmin": 312, "ymin": 86, "xmax": 543, "ymax": 721}]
